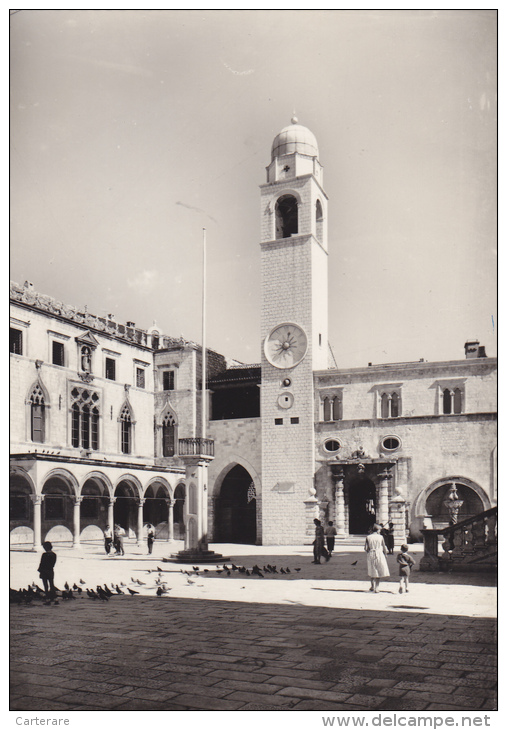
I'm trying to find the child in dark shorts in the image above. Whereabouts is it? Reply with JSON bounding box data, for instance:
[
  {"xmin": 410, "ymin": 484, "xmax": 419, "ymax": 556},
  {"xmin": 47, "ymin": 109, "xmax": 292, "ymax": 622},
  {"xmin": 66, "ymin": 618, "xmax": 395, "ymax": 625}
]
[{"xmin": 397, "ymin": 544, "xmax": 415, "ymax": 593}]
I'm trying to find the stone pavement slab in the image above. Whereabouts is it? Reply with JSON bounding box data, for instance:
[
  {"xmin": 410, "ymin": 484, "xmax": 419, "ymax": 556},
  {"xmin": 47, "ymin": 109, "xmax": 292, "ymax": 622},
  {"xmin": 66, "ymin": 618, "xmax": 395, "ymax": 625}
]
[
  {"xmin": 10, "ymin": 593, "xmax": 497, "ymax": 712},
  {"xmin": 10, "ymin": 542, "xmax": 497, "ymax": 712}
]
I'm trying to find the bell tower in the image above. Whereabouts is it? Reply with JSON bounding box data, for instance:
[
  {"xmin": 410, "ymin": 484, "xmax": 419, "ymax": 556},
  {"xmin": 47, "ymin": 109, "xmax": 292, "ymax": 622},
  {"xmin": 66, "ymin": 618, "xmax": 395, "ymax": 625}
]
[{"xmin": 260, "ymin": 118, "xmax": 329, "ymax": 544}]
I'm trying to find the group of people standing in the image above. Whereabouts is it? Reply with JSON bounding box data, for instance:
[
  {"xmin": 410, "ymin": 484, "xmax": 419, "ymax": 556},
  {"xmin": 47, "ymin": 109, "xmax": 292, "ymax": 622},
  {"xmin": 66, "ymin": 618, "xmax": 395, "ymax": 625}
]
[
  {"xmin": 312, "ymin": 518, "xmax": 338, "ymax": 563},
  {"xmin": 313, "ymin": 518, "xmax": 416, "ymax": 594},
  {"xmin": 104, "ymin": 523, "xmax": 156, "ymax": 556}
]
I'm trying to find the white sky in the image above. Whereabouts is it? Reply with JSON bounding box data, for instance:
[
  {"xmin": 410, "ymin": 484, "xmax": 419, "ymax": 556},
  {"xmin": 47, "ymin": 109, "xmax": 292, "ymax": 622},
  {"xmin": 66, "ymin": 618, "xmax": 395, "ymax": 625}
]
[{"xmin": 9, "ymin": 9, "xmax": 497, "ymax": 367}]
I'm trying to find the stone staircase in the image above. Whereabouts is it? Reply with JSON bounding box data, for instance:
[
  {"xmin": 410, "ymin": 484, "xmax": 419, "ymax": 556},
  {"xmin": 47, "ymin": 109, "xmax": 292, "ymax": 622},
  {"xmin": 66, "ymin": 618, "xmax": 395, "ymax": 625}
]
[{"xmin": 419, "ymin": 507, "xmax": 497, "ymax": 572}]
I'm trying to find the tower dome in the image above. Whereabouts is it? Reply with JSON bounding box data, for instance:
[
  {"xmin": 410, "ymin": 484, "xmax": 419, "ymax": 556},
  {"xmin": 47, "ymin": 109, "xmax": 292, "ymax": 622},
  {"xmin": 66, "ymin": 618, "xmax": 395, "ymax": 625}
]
[{"xmin": 271, "ymin": 117, "xmax": 319, "ymax": 160}]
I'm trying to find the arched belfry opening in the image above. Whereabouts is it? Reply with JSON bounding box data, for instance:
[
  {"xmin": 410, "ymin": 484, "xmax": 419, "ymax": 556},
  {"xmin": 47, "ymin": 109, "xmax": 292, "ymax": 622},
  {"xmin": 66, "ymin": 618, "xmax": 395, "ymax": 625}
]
[
  {"xmin": 316, "ymin": 199, "xmax": 323, "ymax": 242},
  {"xmin": 347, "ymin": 474, "xmax": 377, "ymax": 534},
  {"xmin": 214, "ymin": 465, "xmax": 257, "ymax": 544},
  {"xmin": 275, "ymin": 194, "xmax": 298, "ymax": 239}
]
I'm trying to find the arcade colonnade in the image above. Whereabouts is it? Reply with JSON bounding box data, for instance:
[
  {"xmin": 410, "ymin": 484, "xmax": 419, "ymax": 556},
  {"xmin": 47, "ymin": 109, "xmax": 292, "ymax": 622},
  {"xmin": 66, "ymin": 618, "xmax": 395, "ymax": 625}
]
[{"xmin": 10, "ymin": 457, "xmax": 186, "ymax": 551}]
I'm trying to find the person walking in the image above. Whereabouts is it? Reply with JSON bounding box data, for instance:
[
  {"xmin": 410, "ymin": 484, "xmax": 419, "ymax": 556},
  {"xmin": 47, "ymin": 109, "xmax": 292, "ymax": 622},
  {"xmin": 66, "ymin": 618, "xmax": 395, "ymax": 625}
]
[
  {"xmin": 387, "ymin": 522, "xmax": 395, "ymax": 554},
  {"xmin": 38, "ymin": 541, "xmax": 58, "ymax": 605},
  {"xmin": 397, "ymin": 544, "xmax": 416, "ymax": 593},
  {"xmin": 104, "ymin": 524, "xmax": 113, "ymax": 555},
  {"xmin": 364, "ymin": 524, "xmax": 390, "ymax": 592},
  {"xmin": 312, "ymin": 518, "xmax": 329, "ymax": 564},
  {"xmin": 324, "ymin": 520, "xmax": 337, "ymax": 556},
  {"xmin": 113, "ymin": 524, "xmax": 125, "ymax": 556},
  {"xmin": 146, "ymin": 523, "xmax": 155, "ymax": 555}
]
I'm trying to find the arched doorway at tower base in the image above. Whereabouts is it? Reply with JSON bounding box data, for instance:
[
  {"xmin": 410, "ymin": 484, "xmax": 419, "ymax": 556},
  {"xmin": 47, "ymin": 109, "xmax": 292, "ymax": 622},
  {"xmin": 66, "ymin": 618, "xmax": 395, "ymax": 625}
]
[{"xmin": 214, "ymin": 465, "xmax": 257, "ymax": 544}]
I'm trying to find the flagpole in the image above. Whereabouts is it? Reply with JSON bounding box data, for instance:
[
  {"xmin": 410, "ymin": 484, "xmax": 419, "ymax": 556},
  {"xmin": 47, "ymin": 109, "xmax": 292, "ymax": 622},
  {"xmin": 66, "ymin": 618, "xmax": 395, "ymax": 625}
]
[{"xmin": 201, "ymin": 227, "xmax": 207, "ymax": 440}]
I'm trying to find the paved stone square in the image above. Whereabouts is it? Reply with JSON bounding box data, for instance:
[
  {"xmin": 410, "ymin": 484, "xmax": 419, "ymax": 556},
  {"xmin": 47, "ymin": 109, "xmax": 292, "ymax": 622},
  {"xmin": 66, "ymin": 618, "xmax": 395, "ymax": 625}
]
[{"xmin": 10, "ymin": 541, "xmax": 497, "ymax": 711}]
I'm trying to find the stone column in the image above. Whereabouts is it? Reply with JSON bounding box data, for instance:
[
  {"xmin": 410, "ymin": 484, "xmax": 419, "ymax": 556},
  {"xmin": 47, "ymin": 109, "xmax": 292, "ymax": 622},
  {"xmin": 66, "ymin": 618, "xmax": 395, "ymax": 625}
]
[
  {"xmin": 31, "ymin": 495, "xmax": 44, "ymax": 551},
  {"xmin": 137, "ymin": 498, "xmax": 146, "ymax": 547},
  {"xmin": 73, "ymin": 497, "xmax": 83, "ymax": 548},
  {"xmin": 389, "ymin": 494, "xmax": 407, "ymax": 549},
  {"xmin": 108, "ymin": 497, "xmax": 116, "ymax": 528},
  {"xmin": 304, "ymin": 483, "xmax": 320, "ymax": 544},
  {"xmin": 333, "ymin": 470, "xmax": 346, "ymax": 538},
  {"xmin": 377, "ymin": 469, "xmax": 391, "ymax": 527},
  {"xmin": 166, "ymin": 499, "xmax": 174, "ymax": 541}
]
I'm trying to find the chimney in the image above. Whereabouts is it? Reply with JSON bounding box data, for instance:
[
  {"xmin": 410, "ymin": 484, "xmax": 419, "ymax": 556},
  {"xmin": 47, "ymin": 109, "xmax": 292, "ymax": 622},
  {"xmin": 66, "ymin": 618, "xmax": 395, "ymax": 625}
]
[{"xmin": 465, "ymin": 340, "xmax": 481, "ymax": 358}]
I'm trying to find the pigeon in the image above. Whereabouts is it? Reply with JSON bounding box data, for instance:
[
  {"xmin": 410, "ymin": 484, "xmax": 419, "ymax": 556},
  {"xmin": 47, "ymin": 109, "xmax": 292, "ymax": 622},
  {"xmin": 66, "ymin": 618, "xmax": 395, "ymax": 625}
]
[
  {"xmin": 203, "ymin": 569, "xmax": 209, "ymax": 573},
  {"xmin": 79, "ymin": 579, "xmax": 86, "ymax": 585},
  {"xmin": 192, "ymin": 566, "xmax": 200, "ymax": 572},
  {"xmin": 120, "ymin": 582, "xmax": 126, "ymax": 587},
  {"xmin": 136, "ymin": 579, "xmax": 146, "ymax": 586},
  {"xmin": 156, "ymin": 586, "xmax": 170, "ymax": 596},
  {"xmin": 86, "ymin": 589, "xmax": 96, "ymax": 599},
  {"xmin": 187, "ymin": 577, "xmax": 195, "ymax": 585},
  {"xmin": 245, "ymin": 570, "xmax": 250, "ymax": 576},
  {"xmin": 157, "ymin": 566, "xmax": 163, "ymax": 572},
  {"xmin": 280, "ymin": 568, "xmax": 286, "ymax": 574},
  {"xmin": 116, "ymin": 585, "xmax": 124, "ymax": 595},
  {"xmin": 285, "ymin": 568, "xmax": 291, "ymax": 573},
  {"xmin": 72, "ymin": 583, "xmax": 79, "ymax": 590},
  {"xmin": 216, "ymin": 570, "xmax": 223, "ymax": 574},
  {"xmin": 103, "ymin": 584, "xmax": 113, "ymax": 597},
  {"xmin": 227, "ymin": 571, "xmax": 231, "ymax": 576},
  {"xmin": 294, "ymin": 568, "xmax": 301, "ymax": 572},
  {"xmin": 127, "ymin": 587, "xmax": 139, "ymax": 595},
  {"xmin": 76, "ymin": 586, "xmax": 82, "ymax": 594},
  {"xmin": 351, "ymin": 561, "xmax": 358, "ymax": 566},
  {"xmin": 64, "ymin": 581, "xmax": 70, "ymax": 591},
  {"xmin": 96, "ymin": 586, "xmax": 109, "ymax": 601}
]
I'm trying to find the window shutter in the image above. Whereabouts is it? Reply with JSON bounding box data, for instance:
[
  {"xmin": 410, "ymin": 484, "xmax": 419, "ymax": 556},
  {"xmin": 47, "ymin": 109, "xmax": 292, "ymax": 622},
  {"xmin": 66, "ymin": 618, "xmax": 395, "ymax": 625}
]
[{"xmin": 31, "ymin": 404, "xmax": 44, "ymax": 443}]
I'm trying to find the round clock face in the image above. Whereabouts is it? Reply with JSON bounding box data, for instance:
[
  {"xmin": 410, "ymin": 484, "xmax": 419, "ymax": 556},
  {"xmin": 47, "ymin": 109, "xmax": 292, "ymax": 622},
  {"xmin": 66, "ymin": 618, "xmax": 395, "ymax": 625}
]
[
  {"xmin": 264, "ymin": 323, "xmax": 308, "ymax": 369},
  {"xmin": 277, "ymin": 392, "xmax": 294, "ymax": 409}
]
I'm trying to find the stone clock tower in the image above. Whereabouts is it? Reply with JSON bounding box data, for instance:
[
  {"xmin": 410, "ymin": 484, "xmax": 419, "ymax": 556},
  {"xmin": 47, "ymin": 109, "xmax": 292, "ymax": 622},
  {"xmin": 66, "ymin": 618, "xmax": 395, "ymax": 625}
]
[{"xmin": 260, "ymin": 118, "xmax": 329, "ymax": 544}]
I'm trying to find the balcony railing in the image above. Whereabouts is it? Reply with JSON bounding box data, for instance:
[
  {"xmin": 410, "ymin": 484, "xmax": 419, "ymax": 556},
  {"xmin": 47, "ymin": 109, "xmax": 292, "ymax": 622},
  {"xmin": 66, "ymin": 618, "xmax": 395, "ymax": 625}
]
[{"xmin": 178, "ymin": 437, "xmax": 215, "ymax": 458}]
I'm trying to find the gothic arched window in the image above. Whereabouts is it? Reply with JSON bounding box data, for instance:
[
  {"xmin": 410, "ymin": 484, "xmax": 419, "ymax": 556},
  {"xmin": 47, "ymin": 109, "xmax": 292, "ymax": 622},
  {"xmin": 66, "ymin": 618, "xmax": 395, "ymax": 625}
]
[
  {"xmin": 120, "ymin": 403, "xmax": 133, "ymax": 454},
  {"xmin": 380, "ymin": 391, "xmax": 401, "ymax": 419},
  {"xmin": 162, "ymin": 413, "xmax": 176, "ymax": 457},
  {"xmin": 30, "ymin": 384, "xmax": 45, "ymax": 443},
  {"xmin": 454, "ymin": 387, "xmax": 462, "ymax": 414},
  {"xmin": 442, "ymin": 386, "xmax": 463, "ymax": 415},
  {"xmin": 275, "ymin": 194, "xmax": 298, "ymax": 239},
  {"xmin": 71, "ymin": 387, "xmax": 100, "ymax": 450}
]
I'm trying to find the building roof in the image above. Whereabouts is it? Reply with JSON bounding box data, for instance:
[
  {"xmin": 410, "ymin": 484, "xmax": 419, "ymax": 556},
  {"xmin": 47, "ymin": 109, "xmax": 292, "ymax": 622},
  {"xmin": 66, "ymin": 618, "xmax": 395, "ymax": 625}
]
[
  {"xmin": 271, "ymin": 117, "xmax": 319, "ymax": 160},
  {"xmin": 209, "ymin": 365, "xmax": 261, "ymax": 386}
]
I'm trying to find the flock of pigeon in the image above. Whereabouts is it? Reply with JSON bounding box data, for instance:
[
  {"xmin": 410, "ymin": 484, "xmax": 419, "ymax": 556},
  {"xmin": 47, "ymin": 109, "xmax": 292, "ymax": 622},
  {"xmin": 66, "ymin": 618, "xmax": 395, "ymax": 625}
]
[
  {"xmin": 180, "ymin": 563, "xmax": 302, "ymax": 581},
  {"xmin": 9, "ymin": 568, "xmax": 172, "ymax": 606},
  {"xmin": 10, "ymin": 562, "xmax": 304, "ymax": 606}
]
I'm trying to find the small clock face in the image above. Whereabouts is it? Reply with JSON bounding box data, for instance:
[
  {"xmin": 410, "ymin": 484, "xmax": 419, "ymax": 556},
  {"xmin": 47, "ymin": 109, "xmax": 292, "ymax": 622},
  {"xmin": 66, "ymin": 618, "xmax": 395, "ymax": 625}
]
[
  {"xmin": 277, "ymin": 392, "xmax": 294, "ymax": 409},
  {"xmin": 264, "ymin": 323, "xmax": 308, "ymax": 369}
]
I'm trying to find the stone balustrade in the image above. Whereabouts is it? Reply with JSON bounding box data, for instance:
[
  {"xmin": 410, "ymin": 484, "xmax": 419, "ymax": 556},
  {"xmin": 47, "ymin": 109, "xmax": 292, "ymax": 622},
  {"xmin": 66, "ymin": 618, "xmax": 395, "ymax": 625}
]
[{"xmin": 420, "ymin": 507, "xmax": 497, "ymax": 572}]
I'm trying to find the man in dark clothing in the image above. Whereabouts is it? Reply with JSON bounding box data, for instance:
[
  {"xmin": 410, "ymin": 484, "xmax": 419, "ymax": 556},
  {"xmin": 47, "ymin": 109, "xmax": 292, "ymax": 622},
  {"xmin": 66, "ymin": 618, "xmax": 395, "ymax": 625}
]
[{"xmin": 38, "ymin": 541, "xmax": 57, "ymax": 604}]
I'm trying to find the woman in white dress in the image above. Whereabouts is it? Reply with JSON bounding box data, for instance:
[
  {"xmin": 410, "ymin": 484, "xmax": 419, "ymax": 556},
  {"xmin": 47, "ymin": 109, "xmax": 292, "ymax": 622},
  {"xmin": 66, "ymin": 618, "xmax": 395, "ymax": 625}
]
[{"xmin": 364, "ymin": 524, "xmax": 390, "ymax": 592}]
